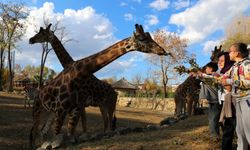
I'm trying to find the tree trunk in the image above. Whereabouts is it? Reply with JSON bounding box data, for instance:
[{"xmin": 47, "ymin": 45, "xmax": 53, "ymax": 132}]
[
  {"xmin": 7, "ymin": 45, "xmax": 13, "ymax": 92},
  {"xmin": 161, "ymin": 59, "xmax": 168, "ymax": 98},
  {"xmin": 0, "ymin": 49, "xmax": 4, "ymax": 91},
  {"xmin": 39, "ymin": 43, "xmax": 49, "ymax": 88}
]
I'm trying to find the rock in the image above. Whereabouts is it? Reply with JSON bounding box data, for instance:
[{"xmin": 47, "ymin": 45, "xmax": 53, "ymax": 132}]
[
  {"xmin": 146, "ymin": 125, "xmax": 160, "ymax": 131},
  {"xmin": 178, "ymin": 114, "xmax": 188, "ymax": 120},
  {"xmin": 78, "ymin": 133, "xmax": 90, "ymax": 142},
  {"xmin": 160, "ymin": 117, "xmax": 178, "ymax": 126},
  {"xmin": 89, "ymin": 132, "xmax": 106, "ymax": 141},
  {"xmin": 116, "ymin": 127, "xmax": 133, "ymax": 135},
  {"xmin": 131, "ymin": 127, "xmax": 144, "ymax": 133},
  {"xmin": 103, "ymin": 131, "xmax": 116, "ymax": 138},
  {"xmin": 41, "ymin": 141, "xmax": 52, "ymax": 150},
  {"xmin": 160, "ymin": 124, "xmax": 169, "ymax": 129},
  {"xmin": 51, "ymin": 134, "xmax": 65, "ymax": 149}
]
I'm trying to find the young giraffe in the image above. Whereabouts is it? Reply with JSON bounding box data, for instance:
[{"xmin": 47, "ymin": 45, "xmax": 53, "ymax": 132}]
[
  {"xmin": 29, "ymin": 24, "xmax": 117, "ymax": 134},
  {"xmin": 29, "ymin": 24, "xmax": 169, "ymax": 148}
]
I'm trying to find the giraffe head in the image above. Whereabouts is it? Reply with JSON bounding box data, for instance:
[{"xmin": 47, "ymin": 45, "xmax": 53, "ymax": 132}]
[
  {"xmin": 210, "ymin": 45, "xmax": 222, "ymax": 63},
  {"xmin": 130, "ymin": 24, "xmax": 171, "ymax": 56},
  {"xmin": 29, "ymin": 24, "xmax": 54, "ymax": 44}
]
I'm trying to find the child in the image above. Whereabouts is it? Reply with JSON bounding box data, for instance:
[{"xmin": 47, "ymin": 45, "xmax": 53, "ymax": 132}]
[{"xmin": 198, "ymin": 62, "xmax": 221, "ymax": 140}]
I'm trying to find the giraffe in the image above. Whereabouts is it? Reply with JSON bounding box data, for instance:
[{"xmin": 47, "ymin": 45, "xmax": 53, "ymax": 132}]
[
  {"xmin": 29, "ymin": 24, "xmax": 117, "ymax": 134},
  {"xmin": 29, "ymin": 24, "xmax": 169, "ymax": 148},
  {"xmin": 174, "ymin": 76, "xmax": 201, "ymax": 117}
]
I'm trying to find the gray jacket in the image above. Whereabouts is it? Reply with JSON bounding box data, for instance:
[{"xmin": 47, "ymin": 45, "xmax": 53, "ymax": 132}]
[{"xmin": 199, "ymin": 82, "xmax": 219, "ymax": 103}]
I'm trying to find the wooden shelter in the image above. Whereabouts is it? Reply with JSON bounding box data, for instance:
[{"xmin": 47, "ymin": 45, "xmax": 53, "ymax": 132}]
[{"xmin": 112, "ymin": 78, "xmax": 138, "ymax": 96}]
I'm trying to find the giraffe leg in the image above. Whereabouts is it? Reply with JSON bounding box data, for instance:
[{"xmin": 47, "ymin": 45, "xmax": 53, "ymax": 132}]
[
  {"xmin": 54, "ymin": 110, "xmax": 66, "ymax": 135},
  {"xmin": 67, "ymin": 107, "xmax": 81, "ymax": 136},
  {"xmin": 99, "ymin": 106, "xmax": 108, "ymax": 132},
  {"xmin": 108, "ymin": 99, "xmax": 117, "ymax": 131},
  {"xmin": 108, "ymin": 108, "xmax": 116, "ymax": 131},
  {"xmin": 80, "ymin": 107, "xmax": 87, "ymax": 133},
  {"xmin": 29, "ymin": 102, "xmax": 42, "ymax": 149},
  {"xmin": 40, "ymin": 113, "xmax": 55, "ymax": 141},
  {"xmin": 187, "ymin": 96, "xmax": 193, "ymax": 116}
]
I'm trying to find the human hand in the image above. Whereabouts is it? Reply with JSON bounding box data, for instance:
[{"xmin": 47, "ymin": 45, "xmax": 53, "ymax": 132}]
[
  {"xmin": 212, "ymin": 72, "xmax": 221, "ymax": 78},
  {"xmin": 220, "ymin": 78, "xmax": 227, "ymax": 85}
]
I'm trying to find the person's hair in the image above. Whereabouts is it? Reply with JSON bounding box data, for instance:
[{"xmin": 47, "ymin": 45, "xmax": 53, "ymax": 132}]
[
  {"xmin": 231, "ymin": 42, "xmax": 249, "ymax": 58},
  {"xmin": 217, "ymin": 52, "xmax": 235, "ymax": 74},
  {"xmin": 205, "ymin": 62, "xmax": 218, "ymax": 72}
]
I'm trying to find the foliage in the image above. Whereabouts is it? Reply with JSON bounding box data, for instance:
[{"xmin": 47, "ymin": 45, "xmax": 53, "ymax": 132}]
[
  {"xmin": 142, "ymin": 78, "xmax": 158, "ymax": 91},
  {"xmin": 101, "ymin": 76, "xmax": 117, "ymax": 84},
  {"xmin": 222, "ymin": 14, "xmax": 250, "ymax": 50},
  {"xmin": 174, "ymin": 58, "xmax": 201, "ymax": 75},
  {"xmin": 18, "ymin": 65, "xmax": 57, "ymax": 82}
]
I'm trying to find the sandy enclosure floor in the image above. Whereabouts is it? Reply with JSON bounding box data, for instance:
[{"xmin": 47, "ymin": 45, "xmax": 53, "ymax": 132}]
[{"xmin": 0, "ymin": 94, "xmax": 175, "ymax": 150}]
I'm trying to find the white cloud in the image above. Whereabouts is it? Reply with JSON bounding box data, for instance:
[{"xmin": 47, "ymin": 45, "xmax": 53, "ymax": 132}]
[
  {"xmin": 169, "ymin": 0, "xmax": 250, "ymax": 44},
  {"xmin": 172, "ymin": 0, "xmax": 190, "ymax": 10},
  {"xmin": 120, "ymin": 2, "xmax": 128, "ymax": 7},
  {"xmin": 17, "ymin": 2, "xmax": 118, "ymax": 74},
  {"xmin": 203, "ymin": 40, "xmax": 221, "ymax": 55},
  {"xmin": 124, "ymin": 13, "xmax": 134, "ymax": 21},
  {"xmin": 149, "ymin": 0, "xmax": 170, "ymax": 11},
  {"xmin": 145, "ymin": 15, "xmax": 159, "ymax": 26}
]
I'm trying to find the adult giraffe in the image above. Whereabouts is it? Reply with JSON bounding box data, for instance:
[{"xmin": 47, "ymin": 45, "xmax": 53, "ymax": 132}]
[
  {"xmin": 29, "ymin": 24, "xmax": 117, "ymax": 134},
  {"xmin": 29, "ymin": 24, "xmax": 170, "ymax": 148}
]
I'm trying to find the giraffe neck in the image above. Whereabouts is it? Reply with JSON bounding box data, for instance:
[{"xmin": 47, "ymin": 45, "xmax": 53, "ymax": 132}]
[
  {"xmin": 50, "ymin": 35, "xmax": 74, "ymax": 68},
  {"xmin": 78, "ymin": 37, "xmax": 133, "ymax": 74}
]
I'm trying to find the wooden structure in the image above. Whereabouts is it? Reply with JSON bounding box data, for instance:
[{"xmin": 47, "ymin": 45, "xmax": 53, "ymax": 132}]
[{"xmin": 112, "ymin": 78, "xmax": 138, "ymax": 96}]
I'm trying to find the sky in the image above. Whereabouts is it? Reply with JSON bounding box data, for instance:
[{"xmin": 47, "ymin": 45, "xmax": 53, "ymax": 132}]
[{"xmin": 4, "ymin": 0, "xmax": 250, "ymax": 84}]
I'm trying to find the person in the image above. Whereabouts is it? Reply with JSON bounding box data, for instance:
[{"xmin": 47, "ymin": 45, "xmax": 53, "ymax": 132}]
[
  {"xmin": 215, "ymin": 52, "xmax": 235, "ymax": 150},
  {"xmin": 221, "ymin": 43, "xmax": 250, "ymax": 150},
  {"xmin": 198, "ymin": 62, "xmax": 221, "ymax": 140}
]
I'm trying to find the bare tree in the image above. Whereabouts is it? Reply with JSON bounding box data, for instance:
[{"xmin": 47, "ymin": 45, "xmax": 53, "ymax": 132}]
[
  {"xmin": 0, "ymin": 2, "xmax": 28, "ymax": 92},
  {"xmin": 132, "ymin": 74, "xmax": 143, "ymax": 86},
  {"xmin": 147, "ymin": 29, "xmax": 189, "ymax": 97}
]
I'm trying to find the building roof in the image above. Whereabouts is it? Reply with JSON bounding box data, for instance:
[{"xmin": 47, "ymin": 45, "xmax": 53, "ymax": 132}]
[{"xmin": 112, "ymin": 78, "xmax": 138, "ymax": 90}]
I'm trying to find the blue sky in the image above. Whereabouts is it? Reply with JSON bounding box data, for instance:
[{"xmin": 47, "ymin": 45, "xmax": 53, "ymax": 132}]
[{"xmin": 6, "ymin": 0, "xmax": 250, "ymax": 84}]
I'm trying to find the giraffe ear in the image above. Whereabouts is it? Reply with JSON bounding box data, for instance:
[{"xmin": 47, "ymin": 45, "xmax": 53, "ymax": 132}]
[
  {"xmin": 135, "ymin": 24, "xmax": 144, "ymax": 35},
  {"xmin": 47, "ymin": 23, "xmax": 52, "ymax": 31},
  {"xmin": 139, "ymin": 24, "xmax": 144, "ymax": 33}
]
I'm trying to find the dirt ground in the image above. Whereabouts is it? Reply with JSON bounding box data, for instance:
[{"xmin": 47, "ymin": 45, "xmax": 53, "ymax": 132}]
[{"xmin": 0, "ymin": 92, "xmax": 224, "ymax": 150}]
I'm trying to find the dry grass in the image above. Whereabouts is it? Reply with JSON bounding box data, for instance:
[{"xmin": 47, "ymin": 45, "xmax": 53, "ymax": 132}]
[{"xmin": 0, "ymin": 92, "xmax": 222, "ymax": 150}]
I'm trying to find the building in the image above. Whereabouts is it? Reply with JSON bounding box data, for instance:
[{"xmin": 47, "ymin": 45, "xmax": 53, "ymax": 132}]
[{"xmin": 112, "ymin": 78, "xmax": 138, "ymax": 96}]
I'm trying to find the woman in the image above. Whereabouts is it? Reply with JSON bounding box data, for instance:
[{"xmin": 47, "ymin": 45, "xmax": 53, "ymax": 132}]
[{"xmin": 216, "ymin": 52, "xmax": 235, "ymax": 150}]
